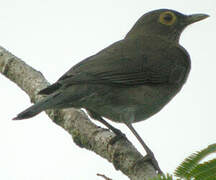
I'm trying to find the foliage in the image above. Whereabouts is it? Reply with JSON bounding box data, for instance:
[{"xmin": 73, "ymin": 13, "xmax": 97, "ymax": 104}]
[
  {"xmin": 150, "ymin": 174, "xmax": 174, "ymax": 180},
  {"xmin": 150, "ymin": 144, "xmax": 216, "ymax": 180}
]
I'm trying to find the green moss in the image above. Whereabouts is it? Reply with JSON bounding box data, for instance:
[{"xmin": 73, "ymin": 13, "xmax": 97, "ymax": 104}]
[{"xmin": 71, "ymin": 129, "xmax": 91, "ymax": 149}]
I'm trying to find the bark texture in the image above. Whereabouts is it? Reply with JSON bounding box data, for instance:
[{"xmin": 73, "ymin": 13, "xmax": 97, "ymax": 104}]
[{"xmin": 0, "ymin": 46, "xmax": 158, "ymax": 180}]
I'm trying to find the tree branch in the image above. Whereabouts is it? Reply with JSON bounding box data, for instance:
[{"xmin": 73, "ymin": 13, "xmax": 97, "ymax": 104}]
[{"xmin": 0, "ymin": 46, "xmax": 157, "ymax": 180}]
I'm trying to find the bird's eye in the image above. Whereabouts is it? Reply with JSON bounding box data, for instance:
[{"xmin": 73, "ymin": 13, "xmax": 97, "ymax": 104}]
[{"xmin": 159, "ymin": 11, "xmax": 177, "ymax": 25}]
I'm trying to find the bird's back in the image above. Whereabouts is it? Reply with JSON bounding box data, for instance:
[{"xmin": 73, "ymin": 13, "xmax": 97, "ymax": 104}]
[{"xmin": 60, "ymin": 35, "xmax": 191, "ymax": 123}]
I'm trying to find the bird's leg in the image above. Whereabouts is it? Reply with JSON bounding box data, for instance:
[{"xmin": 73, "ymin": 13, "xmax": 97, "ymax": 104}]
[
  {"xmin": 125, "ymin": 123, "xmax": 163, "ymax": 174},
  {"xmin": 96, "ymin": 116, "xmax": 123, "ymax": 136},
  {"xmin": 96, "ymin": 117, "xmax": 127, "ymax": 145},
  {"xmin": 87, "ymin": 110, "xmax": 126, "ymax": 144}
]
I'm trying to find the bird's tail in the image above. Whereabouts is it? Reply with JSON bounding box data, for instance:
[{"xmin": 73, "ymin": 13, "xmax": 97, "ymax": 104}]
[{"xmin": 13, "ymin": 92, "xmax": 61, "ymax": 120}]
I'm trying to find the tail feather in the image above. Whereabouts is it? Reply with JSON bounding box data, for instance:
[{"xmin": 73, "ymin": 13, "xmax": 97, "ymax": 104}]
[
  {"xmin": 13, "ymin": 104, "xmax": 42, "ymax": 120},
  {"xmin": 13, "ymin": 92, "xmax": 61, "ymax": 120},
  {"xmin": 38, "ymin": 83, "xmax": 62, "ymax": 95}
]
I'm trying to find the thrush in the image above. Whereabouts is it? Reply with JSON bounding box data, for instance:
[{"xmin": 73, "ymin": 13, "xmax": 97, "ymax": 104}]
[{"xmin": 13, "ymin": 9, "xmax": 209, "ymax": 174}]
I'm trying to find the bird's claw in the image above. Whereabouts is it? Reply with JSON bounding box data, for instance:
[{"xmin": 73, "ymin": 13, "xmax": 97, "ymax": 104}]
[
  {"xmin": 143, "ymin": 154, "xmax": 164, "ymax": 175},
  {"xmin": 109, "ymin": 129, "xmax": 127, "ymax": 145}
]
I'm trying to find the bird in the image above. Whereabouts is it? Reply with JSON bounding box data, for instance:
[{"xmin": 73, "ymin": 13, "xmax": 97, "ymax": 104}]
[{"xmin": 13, "ymin": 9, "xmax": 209, "ymax": 174}]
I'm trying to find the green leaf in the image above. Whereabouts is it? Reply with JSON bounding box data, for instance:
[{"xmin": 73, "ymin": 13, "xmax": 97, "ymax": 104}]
[
  {"xmin": 174, "ymin": 144, "xmax": 216, "ymax": 179},
  {"xmin": 189, "ymin": 159, "xmax": 216, "ymax": 180}
]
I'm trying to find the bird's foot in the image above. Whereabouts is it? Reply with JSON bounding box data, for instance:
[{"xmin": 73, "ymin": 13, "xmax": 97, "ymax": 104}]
[
  {"xmin": 109, "ymin": 128, "xmax": 127, "ymax": 145},
  {"xmin": 142, "ymin": 153, "xmax": 164, "ymax": 175}
]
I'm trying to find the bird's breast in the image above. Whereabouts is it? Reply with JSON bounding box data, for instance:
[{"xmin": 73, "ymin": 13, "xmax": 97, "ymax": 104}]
[{"xmin": 85, "ymin": 84, "xmax": 181, "ymax": 124}]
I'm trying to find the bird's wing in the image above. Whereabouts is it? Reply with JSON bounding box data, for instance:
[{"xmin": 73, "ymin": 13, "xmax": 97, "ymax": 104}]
[{"xmin": 39, "ymin": 38, "xmax": 188, "ymax": 95}]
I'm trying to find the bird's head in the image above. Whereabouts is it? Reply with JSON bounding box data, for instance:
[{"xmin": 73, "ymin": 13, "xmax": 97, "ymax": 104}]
[{"xmin": 125, "ymin": 9, "xmax": 209, "ymax": 43}]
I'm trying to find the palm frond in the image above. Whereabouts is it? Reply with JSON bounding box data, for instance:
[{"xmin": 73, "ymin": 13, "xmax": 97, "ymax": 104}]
[
  {"xmin": 149, "ymin": 173, "xmax": 174, "ymax": 180},
  {"xmin": 189, "ymin": 159, "xmax": 216, "ymax": 180},
  {"xmin": 174, "ymin": 144, "xmax": 216, "ymax": 179}
]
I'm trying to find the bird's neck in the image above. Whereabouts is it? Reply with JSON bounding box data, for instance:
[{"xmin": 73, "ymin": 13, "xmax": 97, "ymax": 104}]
[
  {"xmin": 154, "ymin": 34, "xmax": 181, "ymax": 44},
  {"xmin": 125, "ymin": 28, "xmax": 181, "ymax": 44},
  {"xmin": 125, "ymin": 33, "xmax": 180, "ymax": 45}
]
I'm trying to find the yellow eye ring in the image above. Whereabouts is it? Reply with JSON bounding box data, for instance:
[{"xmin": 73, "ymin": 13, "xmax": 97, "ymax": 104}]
[{"xmin": 159, "ymin": 11, "xmax": 177, "ymax": 26}]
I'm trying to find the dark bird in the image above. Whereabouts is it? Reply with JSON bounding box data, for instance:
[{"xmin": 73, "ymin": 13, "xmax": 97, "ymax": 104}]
[{"xmin": 13, "ymin": 9, "xmax": 209, "ymax": 173}]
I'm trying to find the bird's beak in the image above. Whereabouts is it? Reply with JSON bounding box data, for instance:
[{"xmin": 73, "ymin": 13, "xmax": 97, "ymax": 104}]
[{"xmin": 186, "ymin": 13, "xmax": 209, "ymax": 25}]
